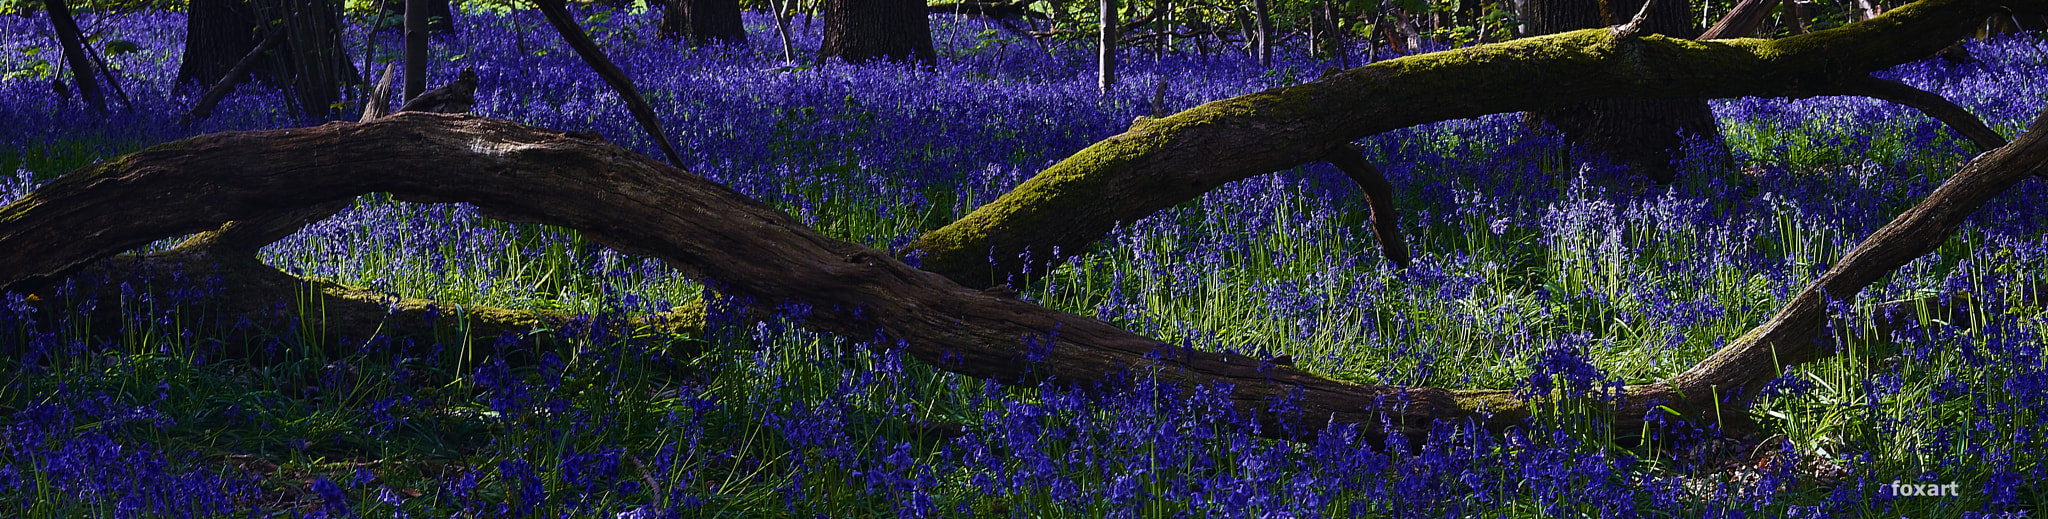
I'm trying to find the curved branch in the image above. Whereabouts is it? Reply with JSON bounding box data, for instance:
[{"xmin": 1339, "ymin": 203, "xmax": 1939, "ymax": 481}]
[
  {"xmin": 1666, "ymin": 109, "xmax": 2048, "ymax": 402},
  {"xmin": 0, "ymin": 114, "xmax": 1472, "ymax": 442},
  {"xmin": 1834, "ymin": 75, "xmax": 2012, "ymax": 153},
  {"xmin": 5, "ymin": 110, "xmax": 2042, "ymax": 445},
  {"xmin": 902, "ymin": 0, "xmax": 2024, "ymax": 288},
  {"xmin": 1321, "ymin": 145, "xmax": 1410, "ymax": 269}
]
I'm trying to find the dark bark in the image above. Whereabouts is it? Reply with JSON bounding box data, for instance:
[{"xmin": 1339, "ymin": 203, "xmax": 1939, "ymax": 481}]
[
  {"xmin": 657, "ymin": 0, "xmax": 688, "ymax": 40},
  {"xmin": 818, "ymin": 0, "xmax": 938, "ymax": 64},
  {"xmin": 1099, "ymin": 0, "xmax": 1117, "ymax": 93},
  {"xmin": 1323, "ymin": 145, "xmax": 1411, "ymax": 269},
  {"xmin": 660, "ymin": 0, "xmax": 748, "ymax": 46},
  {"xmin": 182, "ymin": 26, "xmax": 287, "ymax": 127},
  {"xmin": 47, "ymin": 0, "xmax": 107, "ymax": 115},
  {"xmin": 177, "ymin": 0, "xmax": 358, "ymax": 119},
  {"xmin": 177, "ymin": 0, "xmax": 271, "ymax": 88},
  {"xmin": 1251, "ymin": 0, "xmax": 1272, "ymax": 65},
  {"xmin": 1525, "ymin": 0, "xmax": 1722, "ymax": 183},
  {"xmin": 405, "ymin": 0, "xmax": 427, "ymax": 101},
  {"xmin": 255, "ymin": 0, "xmax": 359, "ymax": 119},
  {"xmin": 533, "ymin": 0, "xmax": 689, "ymax": 168}
]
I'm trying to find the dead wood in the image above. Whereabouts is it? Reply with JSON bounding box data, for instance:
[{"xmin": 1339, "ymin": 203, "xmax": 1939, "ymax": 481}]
[
  {"xmin": 1833, "ymin": 75, "xmax": 2012, "ymax": 154},
  {"xmin": 1321, "ymin": 144, "xmax": 1411, "ymax": 269},
  {"xmin": 533, "ymin": 0, "xmax": 688, "ymax": 168},
  {"xmin": 3, "ymin": 0, "xmax": 2046, "ymax": 446},
  {"xmin": 6, "ymin": 109, "xmax": 2044, "ymax": 444},
  {"xmin": 0, "ymin": 114, "xmax": 1476, "ymax": 442},
  {"xmin": 902, "ymin": 0, "xmax": 2036, "ymax": 289},
  {"xmin": 360, "ymin": 63, "xmax": 398, "ymax": 122}
]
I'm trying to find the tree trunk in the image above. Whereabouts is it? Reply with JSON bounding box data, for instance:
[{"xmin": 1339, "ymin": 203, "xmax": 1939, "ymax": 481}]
[
  {"xmin": 179, "ymin": 0, "xmax": 357, "ymax": 119},
  {"xmin": 1099, "ymin": 0, "xmax": 1117, "ymax": 93},
  {"xmin": 47, "ymin": 0, "xmax": 108, "ymax": 115},
  {"xmin": 177, "ymin": 0, "xmax": 269, "ymax": 88},
  {"xmin": 1524, "ymin": 0, "xmax": 1721, "ymax": 183},
  {"xmin": 405, "ymin": 0, "xmax": 428, "ymax": 101},
  {"xmin": 818, "ymin": 0, "xmax": 937, "ymax": 64},
  {"xmin": 686, "ymin": 0, "xmax": 749, "ymax": 46},
  {"xmin": 658, "ymin": 0, "xmax": 689, "ymax": 40}
]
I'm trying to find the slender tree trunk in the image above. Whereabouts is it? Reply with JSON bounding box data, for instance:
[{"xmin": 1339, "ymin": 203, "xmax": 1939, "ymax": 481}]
[
  {"xmin": 818, "ymin": 0, "xmax": 937, "ymax": 64},
  {"xmin": 770, "ymin": 0, "xmax": 799, "ymax": 61},
  {"xmin": 1099, "ymin": 0, "xmax": 1117, "ymax": 93},
  {"xmin": 1524, "ymin": 0, "xmax": 1721, "ymax": 183},
  {"xmin": 404, "ymin": 0, "xmax": 427, "ymax": 101},
  {"xmin": 46, "ymin": 0, "xmax": 107, "ymax": 115}
]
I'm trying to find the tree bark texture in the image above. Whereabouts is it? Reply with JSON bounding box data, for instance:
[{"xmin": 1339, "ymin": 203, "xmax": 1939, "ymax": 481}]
[
  {"xmin": 254, "ymin": 0, "xmax": 358, "ymax": 118},
  {"xmin": 1524, "ymin": 0, "xmax": 1721, "ymax": 183},
  {"xmin": 47, "ymin": 0, "xmax": 108, "ymax": 115},
  {"xmin": 685, "ymin": 0, "xmax": 749, "ymax": 46},
  {"xmin": 178, "ymin": 0, "xmax": 271, "ymax": 88},
  {"xmin": 818, "ymin": 0, "xmax": 938, "ymax": 64},
  {"xmin": 405, "ymin": 0, "xmax": 428, "ymax": 101},
  {"xmin": 182, "ymin": 26, "xmax": 288, "ymax": 127},
  {"xmin": 178, "ymin": 0, "xmax": 359, "ymax": 119}
]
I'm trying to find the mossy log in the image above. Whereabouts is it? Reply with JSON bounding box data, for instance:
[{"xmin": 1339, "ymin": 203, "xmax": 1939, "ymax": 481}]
[
  {"xmin": 4, "ymin": 111, "xmax": 2045, "ymax": 444},
  {"xmin": 902, "ymin": 0, "xmax": 2037, "ymax": 288}
]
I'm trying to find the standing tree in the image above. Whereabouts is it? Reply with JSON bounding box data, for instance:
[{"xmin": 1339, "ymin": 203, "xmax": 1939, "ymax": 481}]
[
  {"xmin": 1099, "ymin": 0, "xmax": 1116, "ymax": 93},
  {"xmin": 818, "ymin": 0, "xmax": 936, "ymax": 64},
  {"xmin": 45, "ymin": 0, "xmax": 108, "ymax": 114},
  {"xmin": 177, "ymin": 0, "xmax": 360, "ymax": 119},
  {"xmin": 1522, "ymin": 0, "xmax": 1720, "ymax": 182},
  {"xmin": 404, "ymin": 0, "xmax": 427, "ymax": 100},
  {"xmin": 658, "ymin": 0, "xmax": 747, "ymax": 46}
]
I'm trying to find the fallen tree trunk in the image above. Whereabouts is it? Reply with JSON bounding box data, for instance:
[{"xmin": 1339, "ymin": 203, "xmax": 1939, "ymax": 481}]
[
  {"xmin": 0, "ymin": 114, "xmax": 1460, "ymax": 441},
  {"xmin": 902, "ymin": 0, "xmax": 2038, "ymax": 288},
  {"xmin": 3, "ymin": 111, "xmax": 2043, "ymax": 444}
]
